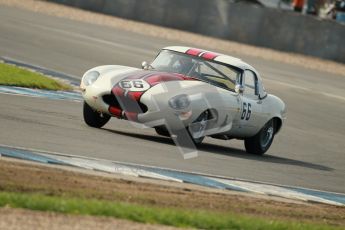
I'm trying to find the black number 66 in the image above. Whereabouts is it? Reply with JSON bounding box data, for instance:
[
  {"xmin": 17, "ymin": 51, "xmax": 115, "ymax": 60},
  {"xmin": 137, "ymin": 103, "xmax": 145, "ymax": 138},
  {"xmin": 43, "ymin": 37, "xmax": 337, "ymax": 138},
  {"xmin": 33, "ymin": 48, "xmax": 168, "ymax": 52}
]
[{"xmin": 241, "ymin": 102, "xmax": 251, "ymax": 120}]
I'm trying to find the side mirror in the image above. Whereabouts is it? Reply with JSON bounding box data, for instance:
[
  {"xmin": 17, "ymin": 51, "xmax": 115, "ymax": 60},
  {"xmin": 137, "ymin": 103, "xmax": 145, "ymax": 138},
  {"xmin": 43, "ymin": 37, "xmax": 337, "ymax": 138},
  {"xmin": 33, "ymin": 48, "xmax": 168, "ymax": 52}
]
[
  {"xmin": 141, "ymin": 61, "xmax": 150, "ymax": 70},
  {"xmin": 235, "ymin": 84, "xmax": 244, "ymax": 94}
]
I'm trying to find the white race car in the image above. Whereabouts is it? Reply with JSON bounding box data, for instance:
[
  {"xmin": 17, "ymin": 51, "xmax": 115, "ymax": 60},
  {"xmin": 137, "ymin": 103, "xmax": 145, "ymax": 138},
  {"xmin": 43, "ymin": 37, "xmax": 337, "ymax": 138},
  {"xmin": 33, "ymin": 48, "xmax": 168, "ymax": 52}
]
[{"xmin": 80, "ymin": 46, "xmax": 286, "ymax": 155}]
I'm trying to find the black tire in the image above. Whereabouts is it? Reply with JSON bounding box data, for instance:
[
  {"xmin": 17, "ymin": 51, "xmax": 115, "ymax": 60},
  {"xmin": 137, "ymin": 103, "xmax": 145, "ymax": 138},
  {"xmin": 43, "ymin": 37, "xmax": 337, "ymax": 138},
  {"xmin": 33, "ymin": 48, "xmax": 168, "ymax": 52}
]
[
  {"xmin": 83, "ymin": 102, "xmax": 110, "ymax": 128},
  {"xmin": 244, "ymin": 119, "xmax": 275, "ymax": 155}
]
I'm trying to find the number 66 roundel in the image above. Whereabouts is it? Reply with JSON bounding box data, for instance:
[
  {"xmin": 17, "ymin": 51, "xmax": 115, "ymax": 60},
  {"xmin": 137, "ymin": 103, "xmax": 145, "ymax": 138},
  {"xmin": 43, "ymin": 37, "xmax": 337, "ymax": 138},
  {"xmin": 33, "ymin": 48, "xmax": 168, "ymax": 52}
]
[{"xmin": 119, "ymin": 79, "xmax": 150, "ymax": 92}]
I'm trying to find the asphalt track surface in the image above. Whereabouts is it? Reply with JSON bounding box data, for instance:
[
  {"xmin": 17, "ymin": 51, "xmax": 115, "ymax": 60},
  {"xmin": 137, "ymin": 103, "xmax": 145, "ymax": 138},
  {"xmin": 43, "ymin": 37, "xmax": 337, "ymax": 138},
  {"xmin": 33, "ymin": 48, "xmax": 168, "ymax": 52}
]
[{"xmin": 0, "ymin": 5, "xmax": 344, "ymax": 193}]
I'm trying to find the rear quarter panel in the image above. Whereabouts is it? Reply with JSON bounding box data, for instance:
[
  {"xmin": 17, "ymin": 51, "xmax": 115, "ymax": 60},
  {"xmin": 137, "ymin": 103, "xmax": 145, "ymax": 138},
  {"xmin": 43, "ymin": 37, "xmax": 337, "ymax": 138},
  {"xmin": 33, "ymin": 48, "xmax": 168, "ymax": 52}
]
[{"xmin": 261, "ymin": 94, "xmax": 286, "ymax": 133}]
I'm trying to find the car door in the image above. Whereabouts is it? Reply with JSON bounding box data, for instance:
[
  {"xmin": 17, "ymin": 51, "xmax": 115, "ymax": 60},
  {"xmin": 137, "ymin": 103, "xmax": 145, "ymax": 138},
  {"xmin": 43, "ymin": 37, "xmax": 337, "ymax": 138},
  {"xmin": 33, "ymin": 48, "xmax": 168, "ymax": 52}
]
[{"xmin": 237, "ymin": 70, "xmax": 264, "ymax": 136}]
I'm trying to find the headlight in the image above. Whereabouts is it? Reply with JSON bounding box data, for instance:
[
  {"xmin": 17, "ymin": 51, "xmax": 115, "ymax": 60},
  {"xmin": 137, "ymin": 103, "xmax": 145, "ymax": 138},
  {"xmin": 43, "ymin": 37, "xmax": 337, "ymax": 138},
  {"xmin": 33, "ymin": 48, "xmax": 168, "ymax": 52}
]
[
  {"xmin": 83, "ymin": 71, "xmax": 100, "ymax": 86},
  {"xmin": 168, "ymin": 94, "xmax": 190, "ymax": 110}
]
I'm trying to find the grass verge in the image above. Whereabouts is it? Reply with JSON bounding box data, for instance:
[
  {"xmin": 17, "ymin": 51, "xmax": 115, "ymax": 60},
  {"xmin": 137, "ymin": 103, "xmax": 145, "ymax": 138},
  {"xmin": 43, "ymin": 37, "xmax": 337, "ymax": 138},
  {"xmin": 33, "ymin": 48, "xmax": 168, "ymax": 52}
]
[
  {"xmin": 1, "ymin": 159, "xmax": 344, "ymax": 228},
  {"xmin": 0, "ymin": 191, "xmax": 341, "ymax": 230},
  {"xmin": 0, "ymin": 62, "xmax": 72, "ymax": 90}
]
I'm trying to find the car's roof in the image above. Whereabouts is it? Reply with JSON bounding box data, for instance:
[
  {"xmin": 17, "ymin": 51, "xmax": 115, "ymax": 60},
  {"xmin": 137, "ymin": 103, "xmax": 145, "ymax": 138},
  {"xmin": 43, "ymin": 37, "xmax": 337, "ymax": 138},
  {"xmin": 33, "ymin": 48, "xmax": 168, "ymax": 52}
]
[{"xmin": 163, "ymin": 46, "xmax": 257, "ymax": 72}]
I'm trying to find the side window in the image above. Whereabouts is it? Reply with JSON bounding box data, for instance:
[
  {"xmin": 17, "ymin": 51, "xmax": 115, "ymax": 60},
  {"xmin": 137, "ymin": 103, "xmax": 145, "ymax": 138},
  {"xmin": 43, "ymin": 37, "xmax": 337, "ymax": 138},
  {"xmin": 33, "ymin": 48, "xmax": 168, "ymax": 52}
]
[
  {"xmin": 198, "ymin": 62, "xmax": 239, "ymax": 91},
  {"xmin": 244, "ymin": 70, "xmax": 257, "ymax": 96}
]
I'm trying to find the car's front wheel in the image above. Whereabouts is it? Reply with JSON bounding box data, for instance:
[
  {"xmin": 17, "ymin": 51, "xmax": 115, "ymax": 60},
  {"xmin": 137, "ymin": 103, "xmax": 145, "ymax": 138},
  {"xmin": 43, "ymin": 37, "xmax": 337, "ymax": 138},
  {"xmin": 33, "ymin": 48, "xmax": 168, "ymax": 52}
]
[
  {"xmin": 83, "ymin": 102, "xmax": 110, "ymax": 128},
  {"xmin": 244, "ymin": 119, "xmax": 275, "ymax": 155},
  {"xmin": 155, "ymin": 111, "xmax": 211, "ymax": 145}
]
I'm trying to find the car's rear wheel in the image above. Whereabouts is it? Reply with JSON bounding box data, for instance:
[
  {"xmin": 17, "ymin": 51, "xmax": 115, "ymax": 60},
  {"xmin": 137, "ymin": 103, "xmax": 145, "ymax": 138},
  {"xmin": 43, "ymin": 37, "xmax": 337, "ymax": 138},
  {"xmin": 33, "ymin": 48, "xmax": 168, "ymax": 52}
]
[
  {"xmin": 244, "ymin": 119, "xmax": 275, "ymax": 155},
  {"xmin": 83, "ymin": 101, "xmax": 110, "ymax": 128}
]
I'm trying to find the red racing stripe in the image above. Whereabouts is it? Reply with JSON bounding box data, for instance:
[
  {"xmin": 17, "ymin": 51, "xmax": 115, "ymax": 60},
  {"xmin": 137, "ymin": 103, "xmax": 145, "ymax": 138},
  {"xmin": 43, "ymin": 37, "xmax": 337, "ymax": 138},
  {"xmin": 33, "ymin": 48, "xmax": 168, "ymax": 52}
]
[
  {"xmin": 127, "ymin": 91, "xmax": 144, "ymax": 101},
  {"xmin": 112, "ymin": 85, "xmax": 125, "ymax": 97},
  {"xmin": 201, "ymin": 52, "xmax": 220, "ymax": 60},
  {"xmin": 145, "ymin": 74, "xmax": 186, "ymax": 86},
  {"xmin": 186, "ymin": 48, "xmax": 204, "ymax": 57}
]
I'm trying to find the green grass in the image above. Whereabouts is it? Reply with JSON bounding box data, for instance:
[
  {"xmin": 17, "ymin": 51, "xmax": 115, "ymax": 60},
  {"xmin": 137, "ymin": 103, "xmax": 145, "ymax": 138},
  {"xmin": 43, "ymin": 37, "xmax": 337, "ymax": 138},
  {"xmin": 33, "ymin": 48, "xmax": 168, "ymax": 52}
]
[
  {"xmin": 0, "ymin": 191, "xmax": 340, "ymax": 230},
  {"xmin": 0, "ymin": 62, "xmax": 72, "ymax": 90}
]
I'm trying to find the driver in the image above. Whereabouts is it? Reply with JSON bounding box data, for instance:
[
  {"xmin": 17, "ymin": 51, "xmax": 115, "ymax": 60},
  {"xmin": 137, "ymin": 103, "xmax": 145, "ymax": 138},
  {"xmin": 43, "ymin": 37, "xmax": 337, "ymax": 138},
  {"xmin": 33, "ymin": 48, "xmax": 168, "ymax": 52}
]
[{"xmin": 178, "ymin": 56, "xmax": 195, "ymax": 75}]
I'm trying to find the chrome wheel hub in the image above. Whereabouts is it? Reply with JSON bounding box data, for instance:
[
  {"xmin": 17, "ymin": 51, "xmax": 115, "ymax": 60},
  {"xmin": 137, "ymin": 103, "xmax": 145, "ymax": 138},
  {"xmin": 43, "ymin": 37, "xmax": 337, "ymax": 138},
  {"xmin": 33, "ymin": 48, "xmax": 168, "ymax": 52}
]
[
  {"xmin": 189, "ymin": 111, "xmax": 208, "ymax": 140},
  {"xmin": 261, "ymin": 125, "xmax": 274, "ymax": 148}
]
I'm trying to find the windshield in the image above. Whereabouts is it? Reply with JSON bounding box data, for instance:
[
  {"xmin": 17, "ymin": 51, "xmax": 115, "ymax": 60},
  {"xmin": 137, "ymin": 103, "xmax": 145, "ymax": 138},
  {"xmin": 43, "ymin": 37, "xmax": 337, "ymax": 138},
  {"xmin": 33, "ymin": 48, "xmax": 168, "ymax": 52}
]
[{"xmin": 150, "ymin": 50, "xmax": 242, "ymax": 91}]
